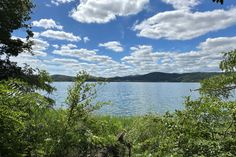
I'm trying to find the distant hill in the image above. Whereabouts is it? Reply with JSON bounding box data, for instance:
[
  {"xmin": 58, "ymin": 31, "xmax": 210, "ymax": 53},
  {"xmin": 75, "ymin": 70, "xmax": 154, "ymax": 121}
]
[
  {"xmin": 51, "ymin": 75, "xmax": 75, "ymax": 82},
  {"xmin": 51, "ymin": 72, "xmax": 220, "ymax": 82},
  {"xmin": 51, "ymin": 75, "xmax": 103, "ymax": 82}
]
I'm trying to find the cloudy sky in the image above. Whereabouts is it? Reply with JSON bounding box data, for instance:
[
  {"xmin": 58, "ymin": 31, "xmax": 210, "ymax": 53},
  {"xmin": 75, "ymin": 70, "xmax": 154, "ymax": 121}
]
[{"xmin": 12, "ymin": 0, "xmax": 236, "ymax": 77}]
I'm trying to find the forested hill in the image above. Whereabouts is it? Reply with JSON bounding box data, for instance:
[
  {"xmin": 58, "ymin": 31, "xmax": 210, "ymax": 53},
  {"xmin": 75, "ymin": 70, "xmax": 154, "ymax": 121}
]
[{"xmin": 52, "ymin": 72, "xmax": 220, "ymax": 82}]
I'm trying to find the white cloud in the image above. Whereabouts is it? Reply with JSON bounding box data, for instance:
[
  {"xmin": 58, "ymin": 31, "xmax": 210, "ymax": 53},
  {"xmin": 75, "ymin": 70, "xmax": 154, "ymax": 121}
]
[
  {"xmin": 45, "ymin": 4, "xmax": 52, "ymax": 7},
  {"xmin": 122, "ymin": 45, "xmax": 161, "ymax": 74},
  {"xmin": 161, "ymin": 0, "xmax": 200, "ymax": 10},
  {"xmin": 83, "ymin": 37, "xmax": 90, "ymax": 43},
  {"xmin": 52, "ymin": 58, "xmax": 79, "ymax": 64},
  {"xmin": 134, "ymin": 7, "xmax": 236, "ymax": 40},
  {"xmin": 32, "ymin": 51, "xmax": 47, "ymax": 57},
  {"xmin": 32, "ymin": 19, "xmax": 63, "ymax": 30},
  {"xmin": 51, "ymin": 47, "xmax": 132, "ymax": 77},
  {"xmin": 70, "ymin": 0, "xmax": 149, "ymax": 23},
  {"xmin": 52, "ymin": 47, "xmax": 112, "ymax": 63},
  {"xmin": 99, "ymin": 41, "xmax": 124, "ymax": 52},
  {"xmin": 198, "ymin": 36, "xmax": 236, "ymax": 53},
  {"xmin": 10, "ymin": 34, "xmax": 236, "ymax": 76},
  {"xmin": 122, "ymin": 36, "xmax": 236, "ymax": 74},
  {"xmin": 61, "ymin": 44, "xmax": 77, "ymax": 49},
  {"xmin": 10, "ymin": 51, "xmax": 49, "ymax": 73},
  {"xmin": 33, "ymin": 32, "xmax": 40, "ymax": 38},
  {"xmin": 51, "ymin": 0, "xmax": 74, "ymax": 6},
  {"xmin": 40, "ymin": 30, "xmax": 81, "ymax": 42},
  {"xmin": 12, "ymin": 36, "xmax": 49, "ymax": 57},
  {"xmin": 50, "ymin": 45, "xmax": 134, "ymax": 77},
  {"xmin": 52, "ymin": 44, "xmax": 59, "ymax": 49},
  {"xmin": 32, "ymin": 38, "xmax": 49, "ymax": 52}
]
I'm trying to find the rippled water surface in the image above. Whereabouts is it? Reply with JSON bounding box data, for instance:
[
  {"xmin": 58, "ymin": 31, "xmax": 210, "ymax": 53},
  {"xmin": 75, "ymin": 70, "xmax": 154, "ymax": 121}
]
[{"xmin": 51, "ymin": 82, "xmax": 201, "ymax": 115}]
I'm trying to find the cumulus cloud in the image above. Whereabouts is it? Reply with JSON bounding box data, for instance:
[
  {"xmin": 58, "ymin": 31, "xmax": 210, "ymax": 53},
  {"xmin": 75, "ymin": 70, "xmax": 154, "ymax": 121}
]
[
  {"xmin": 70, "ymin": 0, "xmax": 149, "ymax": 23},
  {"xmin": 122, "ymin": 36, "xmax": 236, "ymax": 74},
  {"xmin": 51, "ymin": 0, "xmax": 74, "ymax": 6},
  {"xmin": 161, "ymin": 0, "xmax": 200, "ymax": 10},
  {"xmin": 10, "ymin": 50, "xmax": 49, "ymax": 73},
  {"xmin": 122, "ymin": 45, "xmax": 165, "ymax": 74},
  {"xmin": 134, "ymin": 7, "xmax": 236, "ymax": 40},
  {"xmin": 122, "ymin": 45, "xmax": 157, "ymax": 67},
  {"xmin": 32, "ymin": 19, "xmax": 63, "ymax": 30},
  {"xmin": 32, "ymin": 38, "xmax": 49, "ymax": 52},
  {"xmin": 40, "ymin": 30, "xmax": 81, "ymax": 42},
  {"xmin": 50, "ymin": 36, "xmax": 236, "ymax": 76},
  {"xmin": 61, "ymin": 44, "xmax": 77, "ymax": 49},
  {"xmin": 52, "ymin": 44, "xmax": 59, "ymax": 49},
  {"xmin": 99, "ymin": 41, "xmax": 124, "ymax": 52},
  {"xmin": 32, "ymin": 51, "xmax": 48, "ymax": 57},
  {"xmin": 52, "ymin": 58, "xmax": 79, "ymax": 64},
  {"xmin": 198, "ymin": 36, "xmax": 236, "ymax": 53},
  {"xmin": 30, "ymin": 38, "xmax": 50, "ymax": 57},
  {"xmin": 52, "ymin": 47, "xmax": 112, "ymax": 63},
  {"xmin": 83, "ymin": 37, "xmax": 90, "ymax": 43},
  {"xmin": 33, "ymin": 32, "xmax": 40, "ymax": 38},
  {"xmin": 12, "ymin": 36, "xmax": 49, "ymax": 57},
  {"xmin": 50, "ymin": 46, "xmax": 133, "ymax": 77},
  {"xmin": 11, "ymin": 34, "xmax": 236, "ymax": 76},
  {"xmin": 9, "ymin": 37, "xmax": 80, "ymax": 76}
]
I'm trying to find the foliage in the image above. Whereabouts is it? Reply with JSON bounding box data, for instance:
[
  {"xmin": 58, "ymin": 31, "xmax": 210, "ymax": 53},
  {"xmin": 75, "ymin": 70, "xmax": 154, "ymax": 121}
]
[
  {"xmin": 0, "ymin": 3, "xmax": 56, "ymax": 155},
  {"xmin": 1, "ymin": 67, "xmax": 236, "ymax": 156},
  {"xmin": 0, "ymin": 0, "xmax": 49, "ymax": 92},
  {"xmin": 52, "ymin": 71, "xmax": 110, "ymax": 156},
  {"xmin": 0, "ymin": 75, "xmax": 53, "ymax": 156},
  {"xmin": 200, "ymin": 50, "xmax": 236, "ymax": 99},
  {"xmin": 126, "ymin": 98, "xmax": 236, "ymax": 157},
  {"xmin": 220, "ymin": 50, "xmax": 236, "ymax": 73},
  {"xmin": 0, "ymin": 0, "xmax": 34, "ymax": 57}
]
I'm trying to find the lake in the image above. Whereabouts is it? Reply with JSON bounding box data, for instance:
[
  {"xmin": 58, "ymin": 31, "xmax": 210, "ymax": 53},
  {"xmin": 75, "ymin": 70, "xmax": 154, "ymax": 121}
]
[{"xmin": 50, "ymin": 82, "xmax": 200, "ymax": 116}]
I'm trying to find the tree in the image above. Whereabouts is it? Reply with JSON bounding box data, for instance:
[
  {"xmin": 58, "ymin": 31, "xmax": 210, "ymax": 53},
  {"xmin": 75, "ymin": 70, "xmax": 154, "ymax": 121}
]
[
  {"xmin": 0, "ymin": 0, "xmax": 34, "ymax": 57},
  {"xmin": 0, "ymin": 0, "xmax": 54, "ymax": 94},
  {"xmin": 0, "ymin": 0, "xmax": 34, "ymax": 82},
  {"xmin": 0, "ymin": 77, "xmax": 54, "ymax": 156},
  {"xmin": 0, "ymin": 1, "xmax": 55, "ymax": 156},
  {"xmin": 54, "ymin": 71, "xmax": 110, "ymax": 156},
  {"xmin": 200, "ymin": 50, "xmax": 236, "ymax": 99}
]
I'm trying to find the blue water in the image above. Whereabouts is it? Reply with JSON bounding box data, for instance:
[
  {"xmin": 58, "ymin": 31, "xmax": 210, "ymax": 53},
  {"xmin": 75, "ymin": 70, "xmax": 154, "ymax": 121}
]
[{"xmin": 50, "ymin": 82, "xmax": 200, "ymax": 116}]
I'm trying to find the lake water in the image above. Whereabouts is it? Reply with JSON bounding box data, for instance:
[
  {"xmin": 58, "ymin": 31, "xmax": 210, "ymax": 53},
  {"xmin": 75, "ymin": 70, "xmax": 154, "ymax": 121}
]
[{"xmin": 50, "ymin": 82, "xmax": 200, "ymax": 116}]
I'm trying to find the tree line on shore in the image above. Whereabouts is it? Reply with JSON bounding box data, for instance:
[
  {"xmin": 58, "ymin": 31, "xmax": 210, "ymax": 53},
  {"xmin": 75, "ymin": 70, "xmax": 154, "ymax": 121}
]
[{"xmin": 51, "ymin": 72, "xmax": 221, "ymax": 82}]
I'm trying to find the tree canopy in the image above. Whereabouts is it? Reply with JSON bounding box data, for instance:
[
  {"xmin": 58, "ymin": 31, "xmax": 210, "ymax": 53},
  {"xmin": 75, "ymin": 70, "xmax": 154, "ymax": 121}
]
[
  {"xmin": 0, "ymin": 0, "xmax": 34, "ymax": 57},
  {"xmin": 0, "ymin": 0, "xmax": 54, "ymax": 93},
  {"xmin": 200, "ymin": 50, "xmax": 236, "ymax": 99}
]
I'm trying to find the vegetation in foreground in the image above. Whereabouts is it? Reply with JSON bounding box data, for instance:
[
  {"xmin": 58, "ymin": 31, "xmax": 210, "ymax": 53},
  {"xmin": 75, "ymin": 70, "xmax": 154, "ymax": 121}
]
[
  {"xmin": 0, "ymin": 0, "xmax": 235, "ymax": 156},
  {"xmin": 1, "ymin": 58, "xmax": 236, "ymax": 156}
]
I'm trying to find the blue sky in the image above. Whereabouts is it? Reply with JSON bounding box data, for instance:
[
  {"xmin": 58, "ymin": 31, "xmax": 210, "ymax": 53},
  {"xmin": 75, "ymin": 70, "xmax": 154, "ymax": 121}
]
[{"xmin": 12, "ymin": 0, "xmax": 236, "ymax": 77}]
